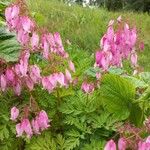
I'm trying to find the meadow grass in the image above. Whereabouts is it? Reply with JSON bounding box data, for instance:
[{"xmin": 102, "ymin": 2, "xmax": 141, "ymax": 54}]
[{"xmin": 27, "ymin": 0, "xmax": 150, "ymax": 71}]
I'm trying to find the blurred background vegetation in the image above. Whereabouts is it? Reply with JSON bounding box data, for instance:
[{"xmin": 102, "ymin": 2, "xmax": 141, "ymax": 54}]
[
  {"xmin": 26, "ymin": 0, "xmax": 150, "ymax": 71},
  {"xmin": 0, "ymin": 0, "xmax": 150, "ymax": 71}
]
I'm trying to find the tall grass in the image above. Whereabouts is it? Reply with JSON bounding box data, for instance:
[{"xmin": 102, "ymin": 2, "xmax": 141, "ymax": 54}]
[{"xmin": 27, "ymin": 0, "xmax": 150, "ymax": 71}]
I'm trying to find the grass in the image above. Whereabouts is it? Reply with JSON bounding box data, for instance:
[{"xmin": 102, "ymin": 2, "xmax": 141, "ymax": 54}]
[{"xmin": 27, "ymin": 0, "xmax": 150, "ymax": 71}]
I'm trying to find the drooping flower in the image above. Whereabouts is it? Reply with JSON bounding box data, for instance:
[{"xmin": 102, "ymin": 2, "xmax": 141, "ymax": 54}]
[
  {"xmin": 118, "ymin": 138, "xmax": 127, "ymax": 150},
  {"xmin": 31, "ymin": 119, "xmax": 40, "ymax": 135},
  {"xmin": 5, "ymin": 68, "xmax": 15, "ymax": 82},
  {"xmin": 36, "ymin": 110, "xmax": 50, "ymax": 131},
  {"xmin": 21, "ymin": 119, "xmax": 33, "ymax": 138},
  {"xmin": 5, "ymin": 5, "xmax": 20, "ymax": 30},
  {"xmin": 25, "ymin": 77, "xmax": 34, "ymax": 91},
  {"xmin": 41, "ymin": 34, "xmax": 49, "ymax": 59},
  {"xmin": 21, "ymin": 16, "xmax": 34, "ymax": 33},
  {"xmin": 65, "ymin": 69, "xmax": 72, "ymax": 83},
  {"xmin": 30, "ymin": 65, "xmax": 41, "ymax": 83},
  {"xmin": 42, "ymin": 76, "xmax": 54, "ymax": 93},
  {"xmin": 68, "ymin": 60, "xmax": 75, "ymax": 73},
  {"xmin": 104, "ymin": 140, "xmax": 116, "ymax": 150},
  {"xmin": 131, "ymin": 52, "xmax": 138, "ymax": 67},
  {"xmin": 0, "ymin": 74, "xmax": 7, "ymax": 92},
  {"xmin": 10, "ymin": 106, "xmax": 19, "ymax": 121},
  {"xmin": 17, "ymin": 29, "xmax": 30, "ymax": 46},
  {"xmin": 13, "ymin": 80, "xmax": 21, "ymax": 96},
  {"xmin": 31, "ymin": 32, "xmax": 39, "ymax": 50},
  {"xmin": 81, "ymin": 82, "xmax": 94, "ymax": 94},
  {"xmin": 16, "ymin": 123, "xmax": 23, "ymax": 137}
]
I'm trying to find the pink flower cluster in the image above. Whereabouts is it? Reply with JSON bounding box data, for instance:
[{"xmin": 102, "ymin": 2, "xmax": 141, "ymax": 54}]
[
  {"xmin": 0, "ymin": 4, "xmax": 76, "ymax": 95},
  {"xmin": 0, "ymin": 51, "xmax": 41, "ymax": 95},
  {"xmin": 95, "ymin": 16, "xmax": 140, "ymax": 71},
  {"xmin": 3, "ymin": 3, "xmax": 76, "ymax": 138},
  {"xmin": 42, "ymin": 69, "xmax": 72, "ymax": 93},
  {"xmin": 5, "ymin": 4, "xmax": 69, "ymax": 58},
  {"xmin": 105, "ymin": 136, "xmax": 150, "ymax": 150},
  {"xmin": 81, "ymin": 81, "xmax": 95, "ymax": 94},
  {"xmin": 104, "ymin": 138, "xmax": 127, "ymax": 150},
  {"xmin": 11, "ymin": 107, "xmax": 50, "ymax": 138}
]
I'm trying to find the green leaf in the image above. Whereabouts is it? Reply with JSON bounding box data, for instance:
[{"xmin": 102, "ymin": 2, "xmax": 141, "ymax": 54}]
[
  {"xmin": 56, "ymin": 134, "xmax": 66, "ymax": 150},
  {"xmin": 84, "ymin": 67, "xmax": 102, "ymax": 77},
  {"xmin": 66, "ymin": 129, "xmax": 81, "ymax": 138},
  {"xmin": 65, "ymin": 137, "xmax": 80, "ymax": 150},
  {"xmin": 108, "ymin": 67, "xmax": 125, "ymax": 75},
  {"xmin": 101, "ymin": 74, "xmax": 136, "ymax": 120},
  {"xmin": 124, "ymin": 75, "xmax": 148, "ymax": 88},
  {"xmin": 129, "ymin": 104, "xmax": 143, "ymax": 127},
  {"xmin": 139, "ymin": 72, "xmax": 150, "ymax": 85},
  {"xmin": 81, "ymin": 139, "xmax": 105, "ymax": 150},
  {"xmin": 0, "ymin": 125, "xmax": 9, "ymax": 141},
  {"xmin": 25, "ymin": 132, "xmax": 56, "ymax": 150},
  {"xmin": 0, "ymin": 27, "xmax": 21, "ymax": 62}
]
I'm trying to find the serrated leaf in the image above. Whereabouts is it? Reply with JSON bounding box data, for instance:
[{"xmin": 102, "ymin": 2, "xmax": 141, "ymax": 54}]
[
  {"xmin": 124, "ymin": 75, "xmax": 148, "ymax": 88},
  {"xmin": 0, "ymin": 27, "xmax": 21, "ymax": 62},
  {"xmin": 0, "ymin": 125, "xmax": 9, "ymax": 141},
  {"xmin": 139, "ymin": 72, "xmax": 150, "ymax": 85},
  {"xmin": 101, "ymin": 74, "xmax": 136, "ymax": 120},
  {"xmin": 25, "ymin": 132, "xmax": 56, "ymax": 150},
  {"xmin": 56, "ymin": 134, "xmax": 66, "ymax": 150},
  {"xmin": 66, "ymin": 129, "xmax": 81, "ymax": 138},
  {"xmin": 108, "ymin": 67, "xmax": 125, "ymax": 75},
  {"xmin": 65, "ymin": 137, "xmax": 80, "ymax": 150}
]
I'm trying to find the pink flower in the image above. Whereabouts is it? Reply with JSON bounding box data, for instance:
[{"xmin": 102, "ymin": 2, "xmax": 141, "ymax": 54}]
[
  {"xmin": 69, "ymin": 60, "xmax": 75, "ymax": 72},
  {"xmin": 104, "ymin": 140, "xmax": 116, "ymax": 150},
  {"xmin": 21, "ymin": 16, "xmax": 34, "ymax": 33},
  {"xmin": 42, "ymin": 77, "xmax": 54, "ymax": 93},
  {"xmin": 30, "ymin": 65, "xmax": 41, "ymax": 83},
  {"xmin": 118, "ymin": 138, "xmax": 127, "ymax": 150},
  {"xmin": 65, "ymin": 69, "xmax": 72, "ymax": 83},
  {"xmin": 25, "ymin": 77, "xmax": 34, "ymax": 91},
  {"xmin": 31, "ymin": 32, "xmax": 39, "ymax": 50},
  {"xmin": 37, "ymin": 110, "xmax": 50, "ymax": 131},
  {"xmin": 16, "ymin": 51, "xmax": 30, "ymax": 76},
  {"xmin": 21, "ymin": 119, "xmax": 33, "ymax": 138},
  {"xmin": 96, "ymin": 72, "xmax": 101, "ymax": 80},
  {"xmin": 13, "ymin": 80, "xmax": 21, "ymax": 96},
  {"xmin": 6, "ymin": 68, "xmax": 15, "ymax": 82},
  {"xmin": 10, "ymin": 106, "xmax": 19, "ymax": 121},
  {"xmin": 54, "ymin": 32, "xmax": 63, "ymax": 47},
  {"xmin": 131, "ymin": 52, "xmax": 138, "ymax": 67},
  {"xmin": 146, "ymin": 136, "xmax": 150, "ymax": 143},
  {"xmin": 41, "ymin": 34, "xmax": 49, "ymax": 59},
  {"xmin": 81, "ymin": 82, "xmax": 94, "ymax": 94},
  {"xmin": 0, "ymin": 74, "xmax": 7, "ymax": 92},
  {"xmin": 16, "ymin": 123, "xmax": 23, "ymax": 137},
  {"xmin": 32, "ymin": 119, "xmax": 40, "ymax": 135},
  {"xmin": 17, "ymin": 29, "xmax": 29, "ymax": 46},
  {"xmin": 96, "ymin": 51, "xmax": 112, "ymax": 71},
  {"xmin": 138, "ymin": 141, "xmax": 150, "ymax": 150},
  {"xmin": 57, "ymin": 72, "xmax": 66, "ymax": 87},
  {"xmin": 5, "ymin": 5, "xmax": 20, "ymax": 30}
]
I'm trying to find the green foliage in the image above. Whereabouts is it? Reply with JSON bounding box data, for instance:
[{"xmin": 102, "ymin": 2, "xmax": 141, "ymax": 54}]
[
  {"xmin": 101, "ymin": 74, "xmax": 136, "ymax": 120},
  {"xmin": 27, "ymin": 0, "xmax": 150, "ymax": 71},
  {"xmin": 0, "ymin": 27, "xmax": 21, "ymax": 62},
  {"xmin": 25, "ymin": 132, "xmax": 57, "ymax": 150}
]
